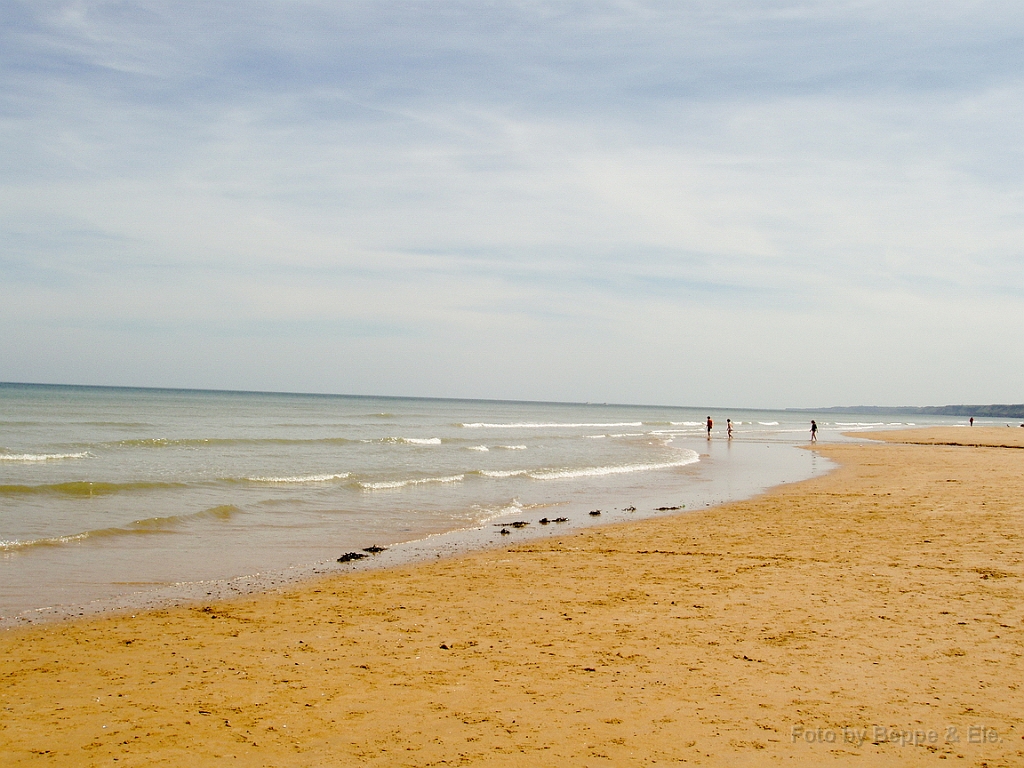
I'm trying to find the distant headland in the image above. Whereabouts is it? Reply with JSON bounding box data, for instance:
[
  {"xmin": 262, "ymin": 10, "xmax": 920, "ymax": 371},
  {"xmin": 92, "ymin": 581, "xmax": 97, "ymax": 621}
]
[{"xmin": 788, "ymin": 404, "xmax": 1024, "ymax": 418}]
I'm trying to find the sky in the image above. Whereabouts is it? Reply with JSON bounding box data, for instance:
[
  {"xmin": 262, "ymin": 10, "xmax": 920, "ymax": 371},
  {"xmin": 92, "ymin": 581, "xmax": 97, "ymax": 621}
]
[{"xmin": 2, "ymin": 0, "xmax": 1023, "ymax": 408}]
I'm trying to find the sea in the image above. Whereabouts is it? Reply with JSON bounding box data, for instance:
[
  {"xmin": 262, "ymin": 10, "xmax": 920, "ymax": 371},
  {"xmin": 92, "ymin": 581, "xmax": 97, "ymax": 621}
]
[{"xmin": 0, "ymin": 383, "xmax": 976, "ymax": 626}]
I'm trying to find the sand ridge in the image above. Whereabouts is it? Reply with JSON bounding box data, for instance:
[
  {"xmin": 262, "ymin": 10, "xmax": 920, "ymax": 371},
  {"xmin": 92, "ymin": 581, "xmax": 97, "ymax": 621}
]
[{"xmin": 1, "ymin": 428, "xmax": 1023, "ymax": 766}]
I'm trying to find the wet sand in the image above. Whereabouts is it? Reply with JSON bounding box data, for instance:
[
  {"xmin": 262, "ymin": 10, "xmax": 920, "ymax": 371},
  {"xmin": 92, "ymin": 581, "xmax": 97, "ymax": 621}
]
[{"xmin": 2, "ymin": 427, "xmax": 1022, "ymax": 766}]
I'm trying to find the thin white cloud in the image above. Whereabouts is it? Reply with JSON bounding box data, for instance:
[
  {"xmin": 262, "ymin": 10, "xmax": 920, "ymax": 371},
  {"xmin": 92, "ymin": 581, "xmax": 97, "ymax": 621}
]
[{"xmin": 2, "ymin": 1, "xmax": 1023, "ymax": 405}]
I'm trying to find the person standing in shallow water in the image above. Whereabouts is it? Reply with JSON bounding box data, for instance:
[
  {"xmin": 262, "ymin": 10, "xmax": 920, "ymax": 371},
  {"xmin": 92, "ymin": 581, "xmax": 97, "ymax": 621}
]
[
  {"xmin": 810, "ymin": 420, "xmax": 818, "ymax": 442},
  {"xmin": 727, "ymin": 419, "xmax": 733, "ymax": 439},
  {"xmin": 706, "ymin": 416, "xmax": 713, "ymax": 438}
]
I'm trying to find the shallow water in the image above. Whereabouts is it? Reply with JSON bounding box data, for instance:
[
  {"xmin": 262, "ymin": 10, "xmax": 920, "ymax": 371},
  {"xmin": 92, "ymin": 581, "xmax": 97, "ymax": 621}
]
[{"xmin": 0, "ymin": 383, "xmax": 972, "ymax": 624}]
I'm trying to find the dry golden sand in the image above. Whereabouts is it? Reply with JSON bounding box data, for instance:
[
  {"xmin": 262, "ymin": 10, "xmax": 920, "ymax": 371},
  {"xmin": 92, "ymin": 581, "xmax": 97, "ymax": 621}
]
[
  {"xmin": 2, "ymin": 427, "xmax": 1023, "ymax": 767},
  {"xmin": 866, "ymin": 425, "xmax": 1024, "ymax": 449}
]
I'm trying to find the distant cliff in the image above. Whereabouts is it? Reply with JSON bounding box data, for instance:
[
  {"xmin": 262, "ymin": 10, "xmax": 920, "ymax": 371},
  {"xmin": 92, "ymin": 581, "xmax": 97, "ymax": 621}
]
[{"xmin": 789, "ymin": 404, "xmax": 1024, "ymax": 418}]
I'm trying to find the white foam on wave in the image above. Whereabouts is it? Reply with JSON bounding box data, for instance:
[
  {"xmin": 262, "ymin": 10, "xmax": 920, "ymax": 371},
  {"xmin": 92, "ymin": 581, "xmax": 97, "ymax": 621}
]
[
  {"xmin": 478, "ymin": 469, "xmax": 530, "ymax": 478},
  {"xmin": 472, "ymin": 498, "xmax": 526, "ymax": 523},
  {"xmin": 468, "ymin": 445, "xmax": 489, "ymax": 452},
  {"xmin": 529, "ymin": 451, "xmax": 700, "ymax": 480},
  {"xmin": 758, "ymin": 422, "xmax": 780, "ymax": 426},
  {"xmin": 360, "ymin": 474, "xmax": 465, "ymax": 491},
  {"xmin": 247, "ymin": 473, "xmax": 350, "ymax": 484},
  {"xmin": 833, "ymin": 422, "xmax": 885, "ymax": 427},
  {"xmin": 460, "ymin": 422, "xmax": 643, "ymax": 429},
  {"xmin": 497, "ymin": 445, "xmax": 527, "ymax": 450},
  {"xmin": 1, "ymin": 533, "xmax": 90, "ymax": 551},
  {"xmin": 671, "ymin": 421, "xmax": 701, "ymax": 426},
  {"xmin": 0, "ymin": 451, "xmax": 91, "ymax": 462},
  {"xmin": 479, "ymin": 451, "xmax": 701, "ymax": 482},
  {"xmin": 373, "ymin": 437, "xmax": 443, "ymax": 445}
]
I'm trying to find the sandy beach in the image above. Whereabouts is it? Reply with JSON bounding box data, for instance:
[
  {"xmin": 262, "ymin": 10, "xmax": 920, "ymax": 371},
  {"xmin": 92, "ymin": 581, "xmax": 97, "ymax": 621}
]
[{"xmin": 2, "ymin": 426, "xmax": 1022, "ymax": 766}]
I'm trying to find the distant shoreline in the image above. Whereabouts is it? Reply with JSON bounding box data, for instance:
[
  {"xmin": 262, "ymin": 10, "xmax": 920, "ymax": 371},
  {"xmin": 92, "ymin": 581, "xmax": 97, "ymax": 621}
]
[{"xmin": 788, "ymin": 404, "xmax": 1024, "ymax": 418}]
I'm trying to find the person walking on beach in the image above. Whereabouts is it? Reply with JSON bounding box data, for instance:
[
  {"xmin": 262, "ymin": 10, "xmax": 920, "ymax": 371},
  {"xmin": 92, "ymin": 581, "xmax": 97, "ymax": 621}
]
[
  {"xmin": 706, "ymin": 416, "xmax": 713, "ymax": 438},
  {"xmin": 727, "ymin": 419, "xmax": 733, "ymax": 439},
  {"xmin": 970, "ymin": 417, "xmax": 974, "ymax": 426},
  {"xmin": 810, "ymin": 420, "xmax": 818, "ymax": 442}
]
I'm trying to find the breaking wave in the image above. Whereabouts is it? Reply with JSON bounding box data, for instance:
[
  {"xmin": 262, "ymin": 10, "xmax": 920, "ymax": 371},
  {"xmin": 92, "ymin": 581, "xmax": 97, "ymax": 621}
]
[
  {"xmin": 243, "ymin": 473, "xmax": 350, "ymax": 484},
  {"xmin": 0, "ymin": 451, "xmax": 91, "ymax": 462},
  {"xmin": 359, "ymin": 475, "xmax": 465, "ymax": 491},
  {"xmin": 371, "ymin": 437, "xmax": 443, "ymax": 446},
  {"xmin": 0, "ymin": 505, "xmax": 241, "ymax": 552},
  {"xmin": 477, "ymin": 451, "xmax": 700, "ymax": 481},
  {"xmin": 459, "ymin": 422, "xmax": 643, "ymax": 429}
]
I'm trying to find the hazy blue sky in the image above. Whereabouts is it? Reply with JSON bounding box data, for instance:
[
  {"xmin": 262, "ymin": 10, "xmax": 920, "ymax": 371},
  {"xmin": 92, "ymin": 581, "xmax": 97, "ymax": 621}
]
[{"xmin": 2, "ymin": 1, "xmax": 1022, "ymax": 407}]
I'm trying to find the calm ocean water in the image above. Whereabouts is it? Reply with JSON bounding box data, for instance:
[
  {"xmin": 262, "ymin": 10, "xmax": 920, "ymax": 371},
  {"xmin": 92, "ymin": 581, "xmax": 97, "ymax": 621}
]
[{"xmin": 0, "ymin": 383, "xmax": 972, "ymax": 624}]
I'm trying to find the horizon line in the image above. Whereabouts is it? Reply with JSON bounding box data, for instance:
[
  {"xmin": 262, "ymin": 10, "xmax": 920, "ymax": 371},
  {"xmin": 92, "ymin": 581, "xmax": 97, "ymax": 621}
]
[{"xmin": 1, "ymin": 380, "xmax": 1014, "ymax": 414}]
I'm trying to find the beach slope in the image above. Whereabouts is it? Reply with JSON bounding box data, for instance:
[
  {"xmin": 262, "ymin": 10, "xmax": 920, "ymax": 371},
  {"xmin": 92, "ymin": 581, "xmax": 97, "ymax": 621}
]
[{"xmin": 2, "ymin": 428, "xmax": 1022, "ymax": 766}]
